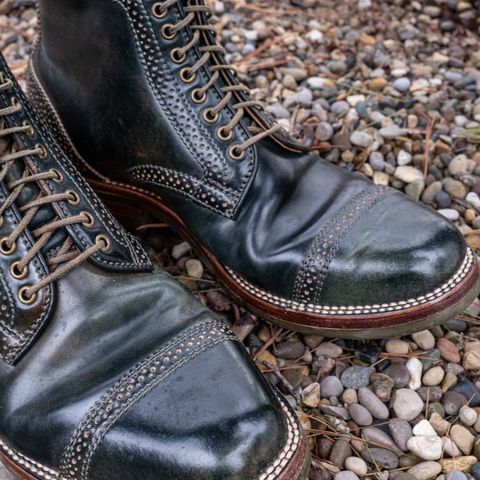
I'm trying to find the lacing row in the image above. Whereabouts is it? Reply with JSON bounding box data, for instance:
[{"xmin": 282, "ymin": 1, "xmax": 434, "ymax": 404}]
[
  {"xmin": 152, "ymin": 0, "xmax": 282, "ymax": 161},
  {"xmin": 0, "ymin": 74, "xmax": 110, "ymax": 305}
]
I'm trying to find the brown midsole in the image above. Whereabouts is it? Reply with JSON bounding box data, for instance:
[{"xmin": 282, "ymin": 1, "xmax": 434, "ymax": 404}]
[{"xmin": 88, "ymin": 177, "xmax": 480, "ymax": 334}]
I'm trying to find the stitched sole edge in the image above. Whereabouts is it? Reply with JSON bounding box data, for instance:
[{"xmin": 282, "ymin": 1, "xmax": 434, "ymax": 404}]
[
  {"xmin": 84, "ymin": 178, "xmax": 480, "ymax": 336},
  {"xmin": 0, "ymin": 397, "xmax": 309, "ymax": 480}
]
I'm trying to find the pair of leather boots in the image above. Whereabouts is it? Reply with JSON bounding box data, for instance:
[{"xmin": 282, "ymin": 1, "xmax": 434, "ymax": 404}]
[{"xmin": 0, "ymin": 1, "xmax": 478, "ymax": 479}]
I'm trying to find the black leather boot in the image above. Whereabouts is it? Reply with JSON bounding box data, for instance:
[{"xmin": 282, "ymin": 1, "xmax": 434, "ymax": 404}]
[
  {"xmin": 28, "ymin": 0, "xmax": 480, "ymax": 338},
  {"xmin": 0, "ymin": 55, "xmax": 309, "ymax": 480}
]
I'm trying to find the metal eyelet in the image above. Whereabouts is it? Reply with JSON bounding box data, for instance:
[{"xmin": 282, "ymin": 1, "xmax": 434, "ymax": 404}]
[
  {"xmin": 50, "ymin": 169, "xmax": 64, "ymax": 184},
  {"xmin": 18, "ymin": 286, "xmax": 36, "ymax": 305},
  {"xmin": 229, "ymin": 145, "xmax": 245, "ymax": 161},
  {"xmin": 170, "ymin": 48, "xmax": 187, "ymax": 64},
  {"xmin": 203, "ymin": 108, "xmax": 219, "ymax": 124},
  {"xmin": 81, "ymin": 212, "xmax": 95, "ymax": 228},
  {"xmin": 36, "ymin": 144, "xmax": 48, "ymax": 160},
  {"xmin": 161, "ymin": 24, "xmax": 177, "ymax": 40},
  {"xmin": 67, "ymin": 190, "xmax": 80, "ymax": 205},
  {"xmin": 217, "ymin": 126, "xmax": 233, "ymax": 142},
  {"xmin": 0, "ymin": 238, "xmax": 16, "ymax": 255},
  {"xmin": 23, "ymin": 121, "xmax": 34, "ymax": 138},
  {"xmin": 10, "ymin": 261, "xmax": 28, "ymax": 280},
  {"xmin": 151, "ymin": 2, "xmax": 168, "ymax": 19},
  {"xmin": 96, "ymin": 235, "xmax": 111, "ymax": 253},
  {"xmin": 191, "ymin": 88, "xmax": 207, "ymax": 104},
  {"xmin": 179, "ymin": 68, "xmax": 196, "ymax": 84}
]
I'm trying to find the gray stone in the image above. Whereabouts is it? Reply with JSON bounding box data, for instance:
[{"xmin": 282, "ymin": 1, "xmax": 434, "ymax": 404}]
[
  {"xmin": 379, "ymin": 125, "xmax": 409, "ymax": 139},
  {"xmin": 362, "ymin": 426, "xmax": 398, "ymax": 450},
  {"xmin": 443, "ymin": 391, "xmax": 467, "ymax": 415},
  {"xmin": 320, "ymin": 376, "xmax": 344, "ymax": 398},
  {"xmin": 407, "ymin": 435, "xmax": 442, "ymax": 461},
  {"xmin": 358, "ymin": 387, "xmax": 389, "ymax": 419},
  {"xmin": 395, "ymin": 166, "xmax": 424, "ymax": 183},
  {"xmin": 369, "ymin": 152, "xmax": 385, "ymax": 171},
  {"xmin": 362, "ymin": 447, "xmax": 399, "ymax": 469},
  {"xmin": 389, "ymin": 418, "xmax": 413, "ymax": 451},
  {"xmin": 397, "ymin": 149, "xmax": 412, "ymax": 165},
  {"xmin": 275, "ymin": 341, "xmax": 305, "ymax": 360},
  {"xmin": 384, "ymin": 364, "xmax": 410, "ymax": 388},
  {"xmin": 344, "ymin": 457, "xmax": 368, "ymax": 476},
  {"xmin": 316, "ymin": 342, "xmax": 343, "ymax": 359},
  {"xmin": 422, "ymin": 181, "xmax": 442, "ymax": 204},
  {"xmin": 407, "ymin": 461, "xmax": 442, "ymax": 480},
  {"xmin": 459, "ymin": 405, "xmax": 478, "ymax": 426},
  {"xmin": 334, "ymin": 472, "xmax": 359, "ymax": 480},
  {"xmin": 331, "ymin": 101, "xmax": 350, "ymax": 117},
  {"xmin": 393, "ymin": 77, "xmax": 412, "ymax": 92},
  {"xmin": 349, "ymin": 403, "xmax": 373, "ymax": 426},
  {"xmin": 316, "ymin": 122, "xmax": 334, "ymax": 141},
  {"xmin": 392, "ymin": 389, "xmax": 424, "ymax": 421},
  {"xmin": 350, "ymin": 131, "xmax": 374, "ymax": 148},
  {"xmin": 329, "ymin": 439, "xmax": 352, "ymax": 468},
  {"xmin": 340, "ymin": 367, "xmax": 373, "ymax": 389}
]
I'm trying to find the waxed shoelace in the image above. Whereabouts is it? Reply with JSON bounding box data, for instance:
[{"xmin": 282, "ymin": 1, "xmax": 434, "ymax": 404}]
[
  {"xmin": 156, "ymin": 0, "xmax": 282, "ymax": 160},
  {"xmin": 0, "ymin": 74, "xmax": 107, "ymax": 304}
]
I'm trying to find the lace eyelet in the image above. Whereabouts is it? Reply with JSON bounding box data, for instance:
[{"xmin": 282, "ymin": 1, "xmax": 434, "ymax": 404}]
[
  {"xmin": 161, "ymin": 24, "xmax": 177, "ymax": 40},
  {"xmin": 10, "ymin": 261, "xmax": 28, "ymax": 280},
  {"xmin": 229, "ymin": 145, "xmax": 245, "ymax": 161},
  {"xmin": 81, "ymin": 212, "xmax": 95, "ymax": 228},
  {"xmin": 36, "ymin": 144, "xmax": 48, "ymax": 160},
  {"xmin": 151, "ymin": 2, "xmax": 168, "ymax": 19},
  {"xmin": 179, "ymin": 68, "xmax": 196, "ymax": 84},
  {"xmin": 23, "ymin": 121, "xmax": 34, "ymax": 138},
  {"xmin": 0, "ymin": 217, "xmax": 3, "ymax": 228},
  {"xmin": 191, "ymin": 88, "xmax": 207, "ymax": 104},
  {"xmin": 96, "ymin": 235, "xmax": 111, "ymax": 253},
  {"xmin": 11, "ymin": 97, "xmax": 19, "ymax": 108},
  {"xmin": 170, "ymin": 48, "xmax": 187, "ymax": 64},
  {"xmin": 217, "ymin": 126, "xmax": 233, "ymax": 142},
  {"xmin": 0, "ymin": 238, "xmax": 16, "ymax": 255},
  {"xmin": 18, "ymin": 286, "xmax": 36, "ymax": 305},
  {"xmin": 67, "ymin": 190, "xmax": 80, "ymax": 205},
  {"xmin": 50, "ymin": 169, "xmax": 64, "ymax": 184},
  {"xmin": 203, "ymin": 108, "xmax": 219, "ymax": 124}
]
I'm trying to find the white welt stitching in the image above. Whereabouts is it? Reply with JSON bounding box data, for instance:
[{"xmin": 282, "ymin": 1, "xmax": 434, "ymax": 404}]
[{"xmin": 227, "ymin": 248, "xmax": 476, "ymax": 316}]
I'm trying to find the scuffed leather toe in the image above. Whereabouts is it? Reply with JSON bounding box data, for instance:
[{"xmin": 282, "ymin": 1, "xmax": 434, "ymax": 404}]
[
  {"xmin": 86, "ymin": 341, "xmax": 293, "ymax": 480},
  {"xmin": 319, "ymin": 192, "xmax": 467, "ymax": 307}
]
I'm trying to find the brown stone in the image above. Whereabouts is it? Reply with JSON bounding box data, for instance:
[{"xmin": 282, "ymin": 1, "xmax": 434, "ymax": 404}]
[{"xmin": 437, "ymin": 337, "xmax": 461, "ymax": 363}]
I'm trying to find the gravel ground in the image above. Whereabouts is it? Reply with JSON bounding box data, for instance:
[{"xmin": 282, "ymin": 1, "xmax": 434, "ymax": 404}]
[{"xmin": 2, "ymin": 0, "xmax": 480, "ymax": 479}]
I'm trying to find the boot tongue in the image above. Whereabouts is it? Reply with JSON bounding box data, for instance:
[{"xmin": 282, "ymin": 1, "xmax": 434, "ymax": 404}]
[{"xmin": 2, "ymin": 120, "xmax": 69, "ymax": 262}]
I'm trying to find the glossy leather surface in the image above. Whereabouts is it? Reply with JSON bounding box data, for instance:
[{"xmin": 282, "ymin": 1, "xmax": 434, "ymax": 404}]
[
  {"xmin": 31, "ymin": 0, "xmax": 470, "ymax": 312},
  {"xmin": 0, "ymin": 266, "xmax": 289, "ymax": 480},
  {"xmin": 0, "ymin": 54, "xmax": 300, "ymax": 480}
]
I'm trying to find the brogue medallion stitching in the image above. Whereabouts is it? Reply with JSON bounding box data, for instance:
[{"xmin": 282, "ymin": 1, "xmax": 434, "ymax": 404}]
[
  {"xmin": 293, "ymin": 185, "xmax": 396, "ymax": 304},
  {"xmin": 227, "ymin": 247, "xmax": 476, "ymax": 315},
  {"xmin": 60, "ymin": 320, "xmax": 236, "ymax": 480},
  {"xmin": 127, "ymin": 164, "xmax": 239, "ymax": 213}
]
